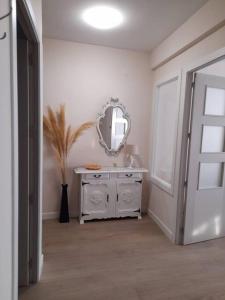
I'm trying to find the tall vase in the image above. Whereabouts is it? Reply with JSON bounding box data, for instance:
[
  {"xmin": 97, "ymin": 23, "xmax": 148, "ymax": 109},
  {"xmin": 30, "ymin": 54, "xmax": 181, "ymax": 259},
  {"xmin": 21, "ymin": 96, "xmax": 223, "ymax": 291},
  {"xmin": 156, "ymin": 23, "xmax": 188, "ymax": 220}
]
[{"xmin": 59, "ymin": 184, "xmax": 70, "ymax": 223}]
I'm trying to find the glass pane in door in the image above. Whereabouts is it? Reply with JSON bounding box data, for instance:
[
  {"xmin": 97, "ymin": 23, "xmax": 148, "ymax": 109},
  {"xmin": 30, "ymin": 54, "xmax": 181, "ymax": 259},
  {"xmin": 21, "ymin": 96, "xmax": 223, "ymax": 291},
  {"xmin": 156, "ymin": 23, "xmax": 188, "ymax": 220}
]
[
  {"xmin": 201, "ymin": 126, "xmax": 225, "ymax": 153},
  {"xmin": 198, "ymin": 163, "xmax": 224, "ymax": 189},
  {"xmin": 204, "ymin": 87, "xmax": 225, "ymax": 116}
]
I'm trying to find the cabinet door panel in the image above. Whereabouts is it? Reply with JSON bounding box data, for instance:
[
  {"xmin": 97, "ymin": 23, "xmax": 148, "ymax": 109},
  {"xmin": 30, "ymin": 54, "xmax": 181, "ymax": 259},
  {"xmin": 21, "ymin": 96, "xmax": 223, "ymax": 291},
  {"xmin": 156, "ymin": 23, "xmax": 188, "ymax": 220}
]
[
  {"xmin": 116, "ymin": 181, "xmax": 141, "ymax": 215},
  {"xmin": 83, "ymin": 182, "xmax": 109, "ymax": 215}
]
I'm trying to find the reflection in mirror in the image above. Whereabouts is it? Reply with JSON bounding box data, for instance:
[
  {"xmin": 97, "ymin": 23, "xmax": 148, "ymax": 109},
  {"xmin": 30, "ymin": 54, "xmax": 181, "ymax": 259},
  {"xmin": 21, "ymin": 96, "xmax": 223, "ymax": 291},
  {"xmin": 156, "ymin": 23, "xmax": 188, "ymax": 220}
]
[
  {"xmin": 97, "ymin": 98, "xmax": 130, "ymax": 155},
  {"xmin": 99, "ymin": 107, "xmax": 128, "ymax": 151}
]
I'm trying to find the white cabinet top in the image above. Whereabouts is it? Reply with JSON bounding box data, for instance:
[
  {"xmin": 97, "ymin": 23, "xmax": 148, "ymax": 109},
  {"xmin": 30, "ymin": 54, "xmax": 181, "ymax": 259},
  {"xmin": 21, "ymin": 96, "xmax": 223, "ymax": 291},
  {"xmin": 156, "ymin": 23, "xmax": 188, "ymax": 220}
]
[{"xmin": 74, "ymin": 167, "xmax": 148, "ymax": 174}]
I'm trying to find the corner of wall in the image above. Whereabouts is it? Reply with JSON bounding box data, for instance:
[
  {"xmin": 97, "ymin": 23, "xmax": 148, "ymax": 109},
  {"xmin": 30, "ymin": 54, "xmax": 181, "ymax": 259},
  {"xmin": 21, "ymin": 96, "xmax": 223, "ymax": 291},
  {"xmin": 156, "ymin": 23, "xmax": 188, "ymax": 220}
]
[{"xmin": 150, "ymin": 0, "xmax": 225, "ymax": 70}]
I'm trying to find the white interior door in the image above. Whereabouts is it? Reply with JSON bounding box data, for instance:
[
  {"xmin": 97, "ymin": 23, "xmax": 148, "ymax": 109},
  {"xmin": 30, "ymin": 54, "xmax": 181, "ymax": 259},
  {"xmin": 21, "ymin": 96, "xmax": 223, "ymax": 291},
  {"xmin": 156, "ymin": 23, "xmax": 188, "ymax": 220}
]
[
  {"xmin": 18, "ymin": 36, "xmax": 30, "ymax": 287},
  {"xmin": 184, "ymin": 73, "xmax": 225, "ymax": 244}
]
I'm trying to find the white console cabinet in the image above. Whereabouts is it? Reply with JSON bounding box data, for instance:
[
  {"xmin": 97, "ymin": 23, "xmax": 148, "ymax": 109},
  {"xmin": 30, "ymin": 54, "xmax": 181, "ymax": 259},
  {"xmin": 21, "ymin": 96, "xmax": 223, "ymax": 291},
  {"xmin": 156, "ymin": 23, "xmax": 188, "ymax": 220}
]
[{"xmin": 74, "ymin": 167, "xmax": 148, "ymax": 224}]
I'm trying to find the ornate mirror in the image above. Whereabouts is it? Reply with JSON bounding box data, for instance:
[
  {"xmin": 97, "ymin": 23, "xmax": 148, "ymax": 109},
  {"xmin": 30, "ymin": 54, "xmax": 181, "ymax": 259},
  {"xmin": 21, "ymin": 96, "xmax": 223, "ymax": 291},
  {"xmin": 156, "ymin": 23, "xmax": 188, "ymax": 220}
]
[{"xmin": 97, "ymin": 98, "xmax": 131, "ymax": 155}]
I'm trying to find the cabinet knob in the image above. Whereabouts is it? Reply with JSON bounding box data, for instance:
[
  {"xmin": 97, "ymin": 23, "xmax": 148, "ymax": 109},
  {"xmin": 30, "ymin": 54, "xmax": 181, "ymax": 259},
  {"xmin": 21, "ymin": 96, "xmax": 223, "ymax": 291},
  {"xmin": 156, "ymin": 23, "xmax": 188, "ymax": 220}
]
[{"xmin": 94, "ymin": 174, "xmax": 102, "ymax": 178}]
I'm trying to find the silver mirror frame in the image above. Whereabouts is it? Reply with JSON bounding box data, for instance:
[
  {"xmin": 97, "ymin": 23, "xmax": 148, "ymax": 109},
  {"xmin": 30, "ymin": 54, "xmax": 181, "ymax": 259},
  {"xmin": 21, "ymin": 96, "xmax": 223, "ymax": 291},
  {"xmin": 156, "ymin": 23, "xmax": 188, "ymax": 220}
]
[{"xmin": 96, "ymin": 98, "xmax": 131, "ymax": 156}]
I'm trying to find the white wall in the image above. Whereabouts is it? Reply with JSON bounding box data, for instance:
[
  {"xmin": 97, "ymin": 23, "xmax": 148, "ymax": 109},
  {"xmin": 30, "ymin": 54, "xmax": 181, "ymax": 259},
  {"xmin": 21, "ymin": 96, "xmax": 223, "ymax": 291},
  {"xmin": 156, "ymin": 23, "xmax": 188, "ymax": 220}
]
[
  {"xmin": 148, "ymin": 0, "xmax": 225, "ymax": 242},
  {"xmin": 43, "ymin": 38, "xmax": 152, "ymax": 219},
  {"xmin": 0, "ymin": 1, "xmax": 15, "ymax": 299},
  {"xmin": 0, "ymin": 0, "xmax": 42, "ymax": 299}
]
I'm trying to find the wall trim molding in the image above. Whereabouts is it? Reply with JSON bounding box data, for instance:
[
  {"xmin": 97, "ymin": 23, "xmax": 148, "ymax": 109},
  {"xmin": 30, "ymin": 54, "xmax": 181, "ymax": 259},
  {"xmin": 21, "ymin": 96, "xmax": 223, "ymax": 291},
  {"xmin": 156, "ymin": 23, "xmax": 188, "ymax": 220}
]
[
  {"xmin": 147, "ymin": 208, "xmax": 175, "ymax": 242},
  {"xmin": 152, "ymin": 20, "xmax": 225, "ymax": 70},
  {"xmin": 42, "ymin": 211, "xmax": 78, "ymax": 220},
  {"xmin": 42, "ymin": 212, "xmax": 58, "ymax": 220},
  {"xmin": 150, "ymin": 72, "xmax": 182, "ymax": 196}
]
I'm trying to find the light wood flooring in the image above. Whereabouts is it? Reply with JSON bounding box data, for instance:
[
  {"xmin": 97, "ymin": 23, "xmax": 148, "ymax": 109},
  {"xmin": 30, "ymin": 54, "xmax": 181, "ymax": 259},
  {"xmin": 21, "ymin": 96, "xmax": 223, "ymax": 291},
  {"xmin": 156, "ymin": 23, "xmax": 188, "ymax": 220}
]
[{"xmin": 19, "ymin": 216, "xmax": 225, "ymax": 300}]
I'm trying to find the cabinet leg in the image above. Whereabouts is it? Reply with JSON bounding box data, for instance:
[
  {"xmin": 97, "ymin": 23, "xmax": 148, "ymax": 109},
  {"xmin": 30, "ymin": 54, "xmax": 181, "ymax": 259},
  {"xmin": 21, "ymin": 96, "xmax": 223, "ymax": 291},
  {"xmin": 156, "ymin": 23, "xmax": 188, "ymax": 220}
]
[
  {"xmin": 79, "ymin": 219, "xmax": 84, "ymax": 225},
  {"xmin": 138, "ymin": 215, "xmax": 142, "ymax": 220}
]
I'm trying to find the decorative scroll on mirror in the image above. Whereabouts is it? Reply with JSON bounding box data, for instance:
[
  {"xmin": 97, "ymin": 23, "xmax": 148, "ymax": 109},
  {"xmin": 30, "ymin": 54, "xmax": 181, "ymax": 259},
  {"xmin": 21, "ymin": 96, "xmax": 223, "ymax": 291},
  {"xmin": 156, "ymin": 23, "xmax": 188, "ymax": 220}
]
[{"xmin": 97, "ymin": 98, "xmax": 131, "ymax": 156}]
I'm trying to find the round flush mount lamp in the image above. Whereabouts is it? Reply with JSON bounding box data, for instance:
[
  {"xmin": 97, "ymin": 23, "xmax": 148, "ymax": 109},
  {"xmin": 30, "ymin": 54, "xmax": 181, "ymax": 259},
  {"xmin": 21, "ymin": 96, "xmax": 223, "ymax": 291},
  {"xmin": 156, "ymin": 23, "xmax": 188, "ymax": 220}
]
[{"xmin": 82, "ymin": 5, "xmax": 124, "ymax": 30}]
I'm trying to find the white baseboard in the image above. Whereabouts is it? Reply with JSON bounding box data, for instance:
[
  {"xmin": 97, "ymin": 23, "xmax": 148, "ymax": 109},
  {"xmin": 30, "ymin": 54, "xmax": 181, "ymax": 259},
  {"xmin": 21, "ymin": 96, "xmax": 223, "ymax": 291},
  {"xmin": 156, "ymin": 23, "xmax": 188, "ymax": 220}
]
[
  {"xmin": 42, "ymin": 211, "xmax": 58, "ymax": 220},
  {"xmin": 42, "ymin": 211, "xmax": 77, "ymax": 220},
  {"xmin": 147, "ymin": 208, "xmax": 175, "ymax": 242}
]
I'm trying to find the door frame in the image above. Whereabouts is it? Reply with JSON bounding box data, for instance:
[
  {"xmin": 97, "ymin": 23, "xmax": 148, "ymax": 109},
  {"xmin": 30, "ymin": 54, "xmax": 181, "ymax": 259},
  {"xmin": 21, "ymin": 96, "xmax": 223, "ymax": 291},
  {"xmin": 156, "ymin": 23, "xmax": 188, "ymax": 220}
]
[
  {"xmin": 176, "ymin": 46, "xmax": 225, "ymax": 244},
  {"xmin": 10, "ymin": 0, "xmax": 42, "ymax": 298}
]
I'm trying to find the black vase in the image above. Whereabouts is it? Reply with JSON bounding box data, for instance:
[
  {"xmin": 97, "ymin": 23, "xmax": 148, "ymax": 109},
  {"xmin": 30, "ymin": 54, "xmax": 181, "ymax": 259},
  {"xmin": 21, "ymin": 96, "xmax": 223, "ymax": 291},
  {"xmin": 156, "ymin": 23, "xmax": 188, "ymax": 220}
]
[{"xmin": 59, "ymin": 184, "xmax": 70, "ymax": 223}]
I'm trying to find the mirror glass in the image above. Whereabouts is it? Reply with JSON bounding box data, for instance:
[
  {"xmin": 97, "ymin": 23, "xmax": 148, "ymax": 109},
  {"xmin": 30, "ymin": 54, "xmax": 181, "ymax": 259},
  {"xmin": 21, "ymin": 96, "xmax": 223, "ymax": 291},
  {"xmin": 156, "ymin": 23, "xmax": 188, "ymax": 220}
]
[{"xmin": 97, "ymin": 99, "xmax": 130, "ymax": 155}]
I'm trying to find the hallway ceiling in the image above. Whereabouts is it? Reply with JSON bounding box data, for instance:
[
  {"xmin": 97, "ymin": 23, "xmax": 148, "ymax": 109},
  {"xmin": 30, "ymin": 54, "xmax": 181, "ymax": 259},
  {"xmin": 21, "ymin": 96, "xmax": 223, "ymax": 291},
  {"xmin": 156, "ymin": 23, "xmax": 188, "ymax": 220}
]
[{"xmin": 42, "ymin": 0, "xmax": 208, "ymax": 52}]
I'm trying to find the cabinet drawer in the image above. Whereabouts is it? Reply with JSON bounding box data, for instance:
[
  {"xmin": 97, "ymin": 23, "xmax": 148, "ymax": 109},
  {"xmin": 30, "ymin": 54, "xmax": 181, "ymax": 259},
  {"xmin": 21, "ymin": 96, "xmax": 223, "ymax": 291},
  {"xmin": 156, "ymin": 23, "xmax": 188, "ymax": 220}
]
[
  {"xmin": 117, "ymin": 172, "xmax": 142, "ymax": 179},
  {"xmin": 84, "ymin": 173, "xmax": 109, "ymax": 180}
]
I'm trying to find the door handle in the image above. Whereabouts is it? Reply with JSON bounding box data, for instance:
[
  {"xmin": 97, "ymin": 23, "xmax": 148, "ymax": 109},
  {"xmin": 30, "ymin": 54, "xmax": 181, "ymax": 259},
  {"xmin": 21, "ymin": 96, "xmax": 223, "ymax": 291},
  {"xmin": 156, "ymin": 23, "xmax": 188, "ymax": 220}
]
[
  {"xmin": 117, "ymin": 194, "xmax": 119, "ymax": 201},
  {"xmin": 107, "ymin": 194, "xmax": 109, "ymax": 202},
  {"xmin": 0, "ymin": 7, "xmax": 12, "ymax": 40},
  {"xmin": 135, "ymin": 180, "xmax": 142, "ymax": 184},
  {"xmin": 125, "ymin": 174, "xmax": 133, "ymax": 177},
  {"xmin": 0, "ymin": 32, "xmax": 6, "ymax": 40},
  {"xmin": 82, "ymin": 181, "xmax": 90, "ymax": 186}
]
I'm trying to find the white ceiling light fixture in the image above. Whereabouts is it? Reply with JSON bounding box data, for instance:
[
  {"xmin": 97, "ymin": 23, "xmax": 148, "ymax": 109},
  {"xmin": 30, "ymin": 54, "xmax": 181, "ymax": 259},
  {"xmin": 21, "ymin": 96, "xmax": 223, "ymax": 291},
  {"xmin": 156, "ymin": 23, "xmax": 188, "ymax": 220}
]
[{"xmin": 82, "ymin": 5, "xmax": 124, "ymax": 30}]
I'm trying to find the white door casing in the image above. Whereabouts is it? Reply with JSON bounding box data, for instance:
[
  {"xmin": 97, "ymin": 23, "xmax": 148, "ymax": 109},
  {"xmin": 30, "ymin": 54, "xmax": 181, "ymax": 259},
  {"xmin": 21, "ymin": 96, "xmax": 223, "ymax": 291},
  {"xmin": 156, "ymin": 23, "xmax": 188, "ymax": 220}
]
[{"xmin": 184, "ymin": 73, "xmax": 225, "ymax": 244}]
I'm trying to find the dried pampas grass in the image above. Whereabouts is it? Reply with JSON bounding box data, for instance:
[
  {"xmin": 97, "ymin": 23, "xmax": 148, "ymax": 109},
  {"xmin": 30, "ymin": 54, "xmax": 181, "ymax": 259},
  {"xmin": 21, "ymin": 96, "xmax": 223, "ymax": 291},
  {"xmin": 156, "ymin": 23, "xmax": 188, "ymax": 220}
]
[{"xmin": 43, "ymin": 104, "xmax": 94, "ymax": 184}]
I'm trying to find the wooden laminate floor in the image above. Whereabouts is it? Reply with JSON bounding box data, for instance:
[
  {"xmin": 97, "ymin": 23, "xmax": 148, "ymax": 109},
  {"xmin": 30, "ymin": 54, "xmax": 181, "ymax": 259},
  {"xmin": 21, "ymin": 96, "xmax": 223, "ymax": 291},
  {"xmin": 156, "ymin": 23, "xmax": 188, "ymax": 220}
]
[{"xmin": 19, "ymin": 216, "xmax": 225, "ymax": 300}]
